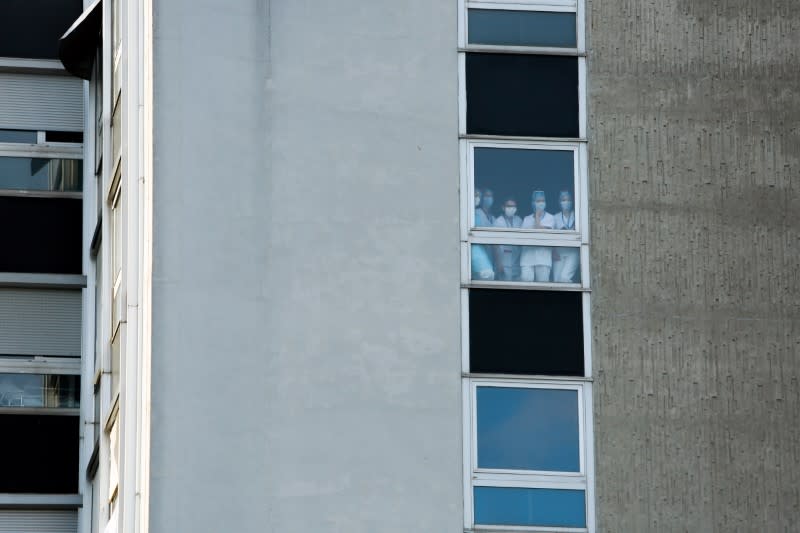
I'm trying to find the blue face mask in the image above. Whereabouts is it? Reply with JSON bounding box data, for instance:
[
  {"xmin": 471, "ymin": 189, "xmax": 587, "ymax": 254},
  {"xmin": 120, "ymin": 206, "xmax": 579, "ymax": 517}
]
[
  {"xmin": 534, "ymin": 201, "xmax": 546, "ymax": 212},
  {"xmin": 482, "ymin": 197, "xmax": 494, "ymax": 209},
  {"xmin": 560, "ymin": 201, "xmax": 573, "ymax": 212}
]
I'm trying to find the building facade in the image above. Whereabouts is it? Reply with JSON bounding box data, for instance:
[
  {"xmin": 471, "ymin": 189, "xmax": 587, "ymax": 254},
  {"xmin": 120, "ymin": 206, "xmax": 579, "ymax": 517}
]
[{"xmin": 0, "ymin": 0, "xmax": 796, "ymax": 532}]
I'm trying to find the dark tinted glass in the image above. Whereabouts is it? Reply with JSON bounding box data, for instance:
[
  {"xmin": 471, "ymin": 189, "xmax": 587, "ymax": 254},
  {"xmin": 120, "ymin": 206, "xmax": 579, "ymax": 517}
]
[
  {"xmin": 0, "ymin": 197, "xmax": 82, "ymax": 274},
  {"xmin": 468, "ymin": 9, "xmax": 577, "ymax": 48},
  {"xmin": 0, "ymin": 157, "xmax": 82, "ymax": 192},
  {"xmin": 0, "ymin": 0, "xmax": 83, "ymax": 59},
  {"xmin": 469, "ymin": 289, "xmax": 583, "ymax": 376},
  {"xmin": 46, "ymin": 131, "xmax": 84, "ymax": 143},
  {"xmin": 0, "ymin": 414, "xmax": 78, "ymax": 493},
  {"xmin": 477, "ymin": 386, "xmax": 580, "ymax": 471},
  {"xmin": 466, "ymin": 53, "xmax": 579, "ymax": 137},
  {"xmin": 474, "ymin": 487, "xmax": 586, "ymax": 527},
  {"xmin": 0, "ymin": 130, "xmax": 37, "ymax": 143}
]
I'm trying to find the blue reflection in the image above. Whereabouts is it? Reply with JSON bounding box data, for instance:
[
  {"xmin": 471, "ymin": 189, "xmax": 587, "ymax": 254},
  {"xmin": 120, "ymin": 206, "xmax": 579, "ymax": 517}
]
[
  {"xmin": 468, "ymin": 9, "xmax": 577, "ymax": 48},
  {"xmin": 477, "ymin": 386, "xmax": 579, "ymax": 472},
  {"xmin": 474, "ymin": 486, "xmax": 586, "ymax": 527},
  {"xmin": 473, "ymin": 148, "xmax": 573, "ymax": 224}
]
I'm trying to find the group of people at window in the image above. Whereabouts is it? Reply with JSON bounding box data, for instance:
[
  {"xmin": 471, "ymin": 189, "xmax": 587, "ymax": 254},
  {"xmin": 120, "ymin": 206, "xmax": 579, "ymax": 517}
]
[{"xmin": 472, "ymin": 188, "xmax": 580, "ymax": 283}]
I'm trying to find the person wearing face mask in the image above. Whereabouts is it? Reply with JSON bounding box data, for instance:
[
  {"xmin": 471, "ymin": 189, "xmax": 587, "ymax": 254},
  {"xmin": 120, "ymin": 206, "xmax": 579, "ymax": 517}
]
[
  {"xmin": 519, "ymin": 190, "xmax": 555, "ymax": 282},
  {"xmin": 552, "ymin": 190, "xmax": 580, "ymax": 283},
  {"xmin": 477, "ymin": 188, "xmax": 495, "ymax": 225},
  {"xmin": 492, "ymin": 198, "xmax": 522, "ymax": 280},
  {"xmin": 471, "ymin": 188, "xmax": 495, "ymax": 280}
]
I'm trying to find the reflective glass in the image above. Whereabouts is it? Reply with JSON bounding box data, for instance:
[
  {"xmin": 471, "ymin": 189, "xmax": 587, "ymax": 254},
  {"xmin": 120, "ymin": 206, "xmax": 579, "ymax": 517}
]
[
  {"xmin": 466, "ymin": 53, "xmax": 579, "ymax": 137},
  {"xmin": 471, "ymin": 244, "xmax": 581, "ymax": 284},
  {"xmin": 477, "ymin": 386, "xmax": 580, "ymax": 471},
  {"xmin": 0, "ymin": 374, "xmax": 79, "ymax": 408},
  {"xmin": 0, "ymin": 129, "xmax": 37, "ymax": 143},
  {"xmin": 468, "ymin": 9, "xmax": 577, "ymax": 48},
  {"xmin": 45, "ymin": 131, "xmax": 84, "ymax": 143},
  {"xmin": 469, "ymin": 289, "xmax": 584, "ymax": 376},
  {"xmin": 0, "ymin": 157, "xmax": 82, "ymax": 192},
  {"xmin": 473, "ymin": 147, "xmax": 575, "ymax": 232},
  {"xmin": 474, "ymin": 486, "xmax": 586, "ymax": 527}
]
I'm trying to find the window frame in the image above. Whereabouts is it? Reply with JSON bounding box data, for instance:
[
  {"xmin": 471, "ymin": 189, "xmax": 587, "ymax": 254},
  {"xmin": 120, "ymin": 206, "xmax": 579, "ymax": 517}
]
[
  {"xmin": 462, "ymin": 139, "xmax": 586, "ymax": 242},
  {"xmin": 463, "ymin": 378, "xmax": 595, "ymax": 532},
  {"xmin": 460, "ymin": 288, "xmax": 592, "ymax": 377}
]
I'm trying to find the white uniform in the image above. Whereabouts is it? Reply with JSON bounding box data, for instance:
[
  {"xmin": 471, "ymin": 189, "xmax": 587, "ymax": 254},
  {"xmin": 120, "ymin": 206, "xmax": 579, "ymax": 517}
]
[
  {"xmin": 493, "ymin": 215, "xmax": 522, "ymax": 280},
  {"xmin": 552, "ymin": 211, "xmax": 579, "ymax": 283},
  {"xmin": 520, "ymin": 211, "xmax": 555, "ymax": 282}
]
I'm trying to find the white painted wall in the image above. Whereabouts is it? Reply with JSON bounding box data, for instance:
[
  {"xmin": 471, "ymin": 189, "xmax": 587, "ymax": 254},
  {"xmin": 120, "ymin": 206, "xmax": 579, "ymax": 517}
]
[{"xmin": 150, "ymin": 1, "xmax": 461, "ymax": 531}]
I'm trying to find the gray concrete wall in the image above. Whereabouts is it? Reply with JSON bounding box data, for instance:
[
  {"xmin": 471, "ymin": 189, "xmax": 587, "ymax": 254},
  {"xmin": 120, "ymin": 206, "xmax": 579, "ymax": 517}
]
[
  {"xmin": 588, "ymin": 0, "xmax": 800, "ymax": 530},
  {"xmin": 150, "ymin": 1, "xmax": 461, "ymax": 532}
]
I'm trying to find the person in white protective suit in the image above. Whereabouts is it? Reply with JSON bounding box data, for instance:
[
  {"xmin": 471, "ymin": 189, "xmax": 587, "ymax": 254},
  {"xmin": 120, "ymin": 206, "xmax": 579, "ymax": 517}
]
[
  {"xmin": 471, "ymin": 188, "xmax": 495, "ymax": 280},
  {"xmin": 520, "ymin": 190, "xmax": 554, "ymax": 282},
  {"xmin": 492, "ymin": 197, "xmax": 522, "ymax": 280},
  {"xmin": 552, "ymin": 190, "xmax": 580, "ymax": 283}
]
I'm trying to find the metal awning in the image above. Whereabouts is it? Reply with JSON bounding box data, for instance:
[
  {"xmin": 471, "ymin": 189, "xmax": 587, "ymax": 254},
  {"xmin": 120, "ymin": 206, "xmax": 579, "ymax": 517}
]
[{"xmin": 58, "ymin": 0, "xmax": 102, "ymax": 80}]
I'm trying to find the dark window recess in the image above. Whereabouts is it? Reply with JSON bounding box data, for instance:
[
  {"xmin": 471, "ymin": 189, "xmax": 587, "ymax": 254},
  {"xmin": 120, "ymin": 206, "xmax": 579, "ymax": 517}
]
[
  {"xmin": 0, "ymin": 197, "xmax": 82, "ymax": 274},
  {"xmin": 45, "ymin": 131, "xmax": 84, "ymax": 144},
  {"xmin": 469, "ymin": 289, "xmax": 584, "ymax": 376},
  {"xmin": 0, "ymin": 0, "xmax": 83, "ymax": 59},
  {"xmin": 0, "ymin": 414, "xmax": 78, "ymax": 493},
  {"xmin": 466, "ymin": 53, "xmax": 579, "ymax": 138}
]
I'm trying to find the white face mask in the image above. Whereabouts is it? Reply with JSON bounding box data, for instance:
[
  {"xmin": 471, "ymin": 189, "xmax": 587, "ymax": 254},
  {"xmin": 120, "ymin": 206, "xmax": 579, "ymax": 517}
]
[
  {"xmin": 560, "ymin": 201, "xmax": 573, "ymax": 212},
  {"xmin": 504, "ymin": 206, "xmax": 517, "ymax": 217},
  {"xmin": 475, "ymin": 195, "xmax": 481, "ymax": 207},
  {"xmin": 535, "ymin": 202, "xmax": 546, "ymax": 212}
]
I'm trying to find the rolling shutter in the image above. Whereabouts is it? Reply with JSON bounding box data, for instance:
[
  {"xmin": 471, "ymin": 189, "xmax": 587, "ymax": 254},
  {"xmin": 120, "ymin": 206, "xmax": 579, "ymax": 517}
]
[
  {"xmin": 0, "ymin": 510, "xmax": 77, "ymax": 533},
  {"xmin": 0, "ymin": 73, "xmax": 84, "ymax": 132},
  {"xmin": 0, "ymin": 288, "xmax": 81, "ymax": 357}
]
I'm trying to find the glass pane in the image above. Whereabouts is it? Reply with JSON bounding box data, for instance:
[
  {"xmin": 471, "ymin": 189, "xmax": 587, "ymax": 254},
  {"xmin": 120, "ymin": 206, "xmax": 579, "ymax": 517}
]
[
  {"xmin": 0, "ymin": 196, "xmax": 82, "ymax": 274},
  {"xmin": 466, "ymin": 53, "xmax": 579, "ymax": 137},
  {"xmin": 0, "ymin": 129, "xmax": 37, "ymax": 143},
  {"xmin": 468, "ymin": 9, "xmax": 577, "ymax": 48},
  {"xmin": 473, "ymin": 147, "xmax": 576, "ymax": 232},
  {"xmin": 474, "ymin": 486, "xmax": 586, "ymax": 527},
  {"xmin": 0, "ymin": 0, "xmax": 83, "ymax": 59},
  {"xmin": 472, "ymin": 244, "xmax": 581, "ymax": 283},
  {"xmin": 477, "ymin": 386, "xmax": 580, "ymax": 471},
  {"xmin": 469, "ymin": 289, "xmax": 584, "ymax": 376},
  {"xmin": 0, "ymin": 157, "xmax": 83, "ymax": 192},
  {"xmin": 0, "ymin": 414, "xmax": 79, "ymax": 493},
  {"xmin": 0, "ymin": 374, "xmax": 79, "ymax": 408},
  {"xmin": 45, "ymin": 131, "xmax": 84, "ymax": 143}
]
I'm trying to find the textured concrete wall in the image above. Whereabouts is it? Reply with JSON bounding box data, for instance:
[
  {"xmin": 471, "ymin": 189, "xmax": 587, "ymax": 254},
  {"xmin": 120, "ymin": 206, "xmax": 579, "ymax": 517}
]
[
  {"xmin": 588, "ymin": 1, "xmax": 800, "ymax": 530},
  {"xmin": 150, "ymin": 1, "xmax": 461, "ymax": 532}
]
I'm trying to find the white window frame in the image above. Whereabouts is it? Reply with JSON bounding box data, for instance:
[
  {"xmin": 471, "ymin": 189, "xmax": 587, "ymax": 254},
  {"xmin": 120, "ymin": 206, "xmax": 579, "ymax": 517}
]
[
  {"xmin": 463, "ymin": 378, "xmax": 595, "ymax": 532},
  {"xmin": 461, "ymin": 139, "xmax": 585, "ymax": 242}
]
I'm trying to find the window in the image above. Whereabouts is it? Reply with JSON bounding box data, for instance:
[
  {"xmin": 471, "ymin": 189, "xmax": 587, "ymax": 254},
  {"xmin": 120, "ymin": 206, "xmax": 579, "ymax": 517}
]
[
  {"xmin": 470, "ymin": 243, "xmax": 581, "ymax": 284},
  {"xmin": 0, "ymin": 0, "xmax": 83, "ymax": 59},
  {"xmin": 0, "ymin": 157, "xmax": 82, "ymax": 192},
  {"xmin": 460, "ymin": 1, "xmax": 593, "ymax": 530},
  {"xmin": 468, "ymin": 289, "xmax": 584, "ymax": 376},
  {"xmin": 0, "ymin": 130, "xmax": 37, "ymax": 143},
  {"xmin": 0, "ymin": 414, "xmax": 79, "ymax": 493},
  {"xmin": 466, "ymin": 53, "xmax": 579, "ymax": 138},
  {"xmin": 0, "ymin": 196, "xmax": 82, "ymax": 274},
  {"xmin": 469, "ymin": 142, "xmax": 580, "ymax": 234},
  {"xmin": 0, "ymin": 373, "xmax": 79, "ymax": 408},
  {"xmin": 467, "ymin": 9, "xmax": 577, "ymax": 48},
  {"xmin": 467, "ymin": 381, "xmax": 590, "ymax": 530}
]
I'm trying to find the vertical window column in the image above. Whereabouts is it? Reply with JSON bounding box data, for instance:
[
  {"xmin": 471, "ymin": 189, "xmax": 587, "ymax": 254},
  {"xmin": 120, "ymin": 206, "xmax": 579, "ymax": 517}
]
[{"xmin": 459, "ymin": 1, "xmax": 594, "ymax": 531}]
